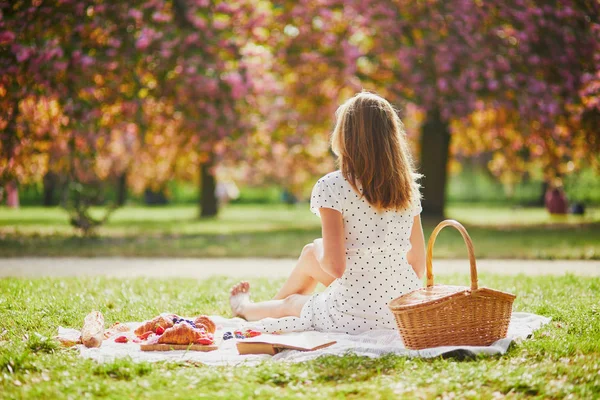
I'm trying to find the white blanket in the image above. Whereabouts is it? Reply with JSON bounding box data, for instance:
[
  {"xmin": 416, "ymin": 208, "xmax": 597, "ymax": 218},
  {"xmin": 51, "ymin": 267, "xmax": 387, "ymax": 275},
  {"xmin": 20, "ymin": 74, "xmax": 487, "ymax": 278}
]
[{"xmin": 71, "ymin": 312, "xmax": 549, "ymax": 365}]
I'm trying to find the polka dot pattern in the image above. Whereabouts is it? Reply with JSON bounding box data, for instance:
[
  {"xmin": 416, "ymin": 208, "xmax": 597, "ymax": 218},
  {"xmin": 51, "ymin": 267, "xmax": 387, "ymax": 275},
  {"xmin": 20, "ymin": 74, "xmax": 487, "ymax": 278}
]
[{"xmin": 261, "ymin": 170, "xmax": 423, "ymax": 335}]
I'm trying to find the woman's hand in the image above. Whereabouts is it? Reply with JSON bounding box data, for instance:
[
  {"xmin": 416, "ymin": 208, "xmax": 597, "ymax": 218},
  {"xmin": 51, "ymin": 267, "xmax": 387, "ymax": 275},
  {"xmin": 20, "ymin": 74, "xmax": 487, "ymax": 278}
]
[{"xmin": 316, "ymin": 208, "xmax": 346, "ymax": 278}]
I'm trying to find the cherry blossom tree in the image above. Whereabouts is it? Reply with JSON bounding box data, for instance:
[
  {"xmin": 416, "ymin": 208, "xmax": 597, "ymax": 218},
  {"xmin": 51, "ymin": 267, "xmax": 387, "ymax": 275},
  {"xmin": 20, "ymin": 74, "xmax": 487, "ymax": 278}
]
[
  {"xmin": 353, "ymin": 0, "xmax": 598, "ymax": 216},
  {"xmin": 2, "ymin": 0, "xmax": 598, "ymax": 223}
]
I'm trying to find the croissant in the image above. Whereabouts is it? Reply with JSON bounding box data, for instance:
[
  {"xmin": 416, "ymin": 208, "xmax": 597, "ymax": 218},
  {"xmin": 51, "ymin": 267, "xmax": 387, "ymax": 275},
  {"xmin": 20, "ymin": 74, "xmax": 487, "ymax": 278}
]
[
  {"xmin": 104, "ymin": 322, "xmax": 130, "ymax": 339},
  {"xmin": 158, "ymin": 323, "xmax": 204, "ymax": 345},
  {"xmin": 134, "ymin": 315, "xmax": 174, "ymax": 336},
  {"xmin": 193, "ymin": 315, "xmax": 216, "ymax": 334}
]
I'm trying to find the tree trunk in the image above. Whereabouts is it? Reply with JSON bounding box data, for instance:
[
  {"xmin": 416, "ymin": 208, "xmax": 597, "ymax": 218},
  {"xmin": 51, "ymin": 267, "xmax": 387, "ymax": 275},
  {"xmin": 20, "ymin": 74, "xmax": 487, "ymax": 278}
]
[
  {"xmin": 419, "ymin": 108, "xmax": 451, "ymax": 218},
  {"xmin": 116, "ymin": 172, "xmax": 127, "ymax": 206},
  {"xmin": 42, "ymin": 171, "xmax": 60, "ymax": 206},
  {"xmin": 199, "ymin": 158, "xmax": 218, "ymax": 218}
]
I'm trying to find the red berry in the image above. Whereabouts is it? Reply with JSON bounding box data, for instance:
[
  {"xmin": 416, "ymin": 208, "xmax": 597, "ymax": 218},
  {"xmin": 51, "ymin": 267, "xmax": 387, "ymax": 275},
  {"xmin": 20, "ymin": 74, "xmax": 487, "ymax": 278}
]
[
  {"xmin": 195, "ymin": 338, "xmax": 213, "ymax": 345},
  {"xmin": 155, "ymin": 326, "xmax": 165, "ymax": 335},
  {"xmin": 115, "ymin": 336, "xmax": 128, "ymax": 343},
  {"xmin": 138, "ymin": 331, "xmax": 153, "ymax": 340}
]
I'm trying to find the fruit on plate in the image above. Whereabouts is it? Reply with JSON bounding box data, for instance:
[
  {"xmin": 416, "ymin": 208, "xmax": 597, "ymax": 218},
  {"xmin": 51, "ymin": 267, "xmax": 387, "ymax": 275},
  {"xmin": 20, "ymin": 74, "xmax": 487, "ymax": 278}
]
[
  {"xmin": 245, "ymin": 329, "xmax": 261, "ymax": 338},
  {"xmin": 138, "ymin": 331, "xmax": 153, "ymax": 340},
  {"xmin": 172, "ymin": 317, "xmax": 197, "ymax": 329},
  {"xmin": 114, "ymin": 335, "xmax": 129, "ymax": 343}
]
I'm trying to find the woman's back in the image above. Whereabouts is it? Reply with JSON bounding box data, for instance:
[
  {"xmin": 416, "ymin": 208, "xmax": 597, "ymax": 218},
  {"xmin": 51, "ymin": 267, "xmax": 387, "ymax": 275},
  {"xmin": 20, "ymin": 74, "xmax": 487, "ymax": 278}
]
[{"xmin": 310, "ymin": 170, "xmax": 421, "ymax": 256}]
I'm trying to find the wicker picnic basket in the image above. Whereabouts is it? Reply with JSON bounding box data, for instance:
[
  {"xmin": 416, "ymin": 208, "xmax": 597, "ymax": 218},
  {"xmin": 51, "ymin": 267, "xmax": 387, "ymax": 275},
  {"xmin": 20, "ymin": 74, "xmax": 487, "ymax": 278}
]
[{"xmin": 388, "ymin": 219, "xmax": 516, "ymax": 350}]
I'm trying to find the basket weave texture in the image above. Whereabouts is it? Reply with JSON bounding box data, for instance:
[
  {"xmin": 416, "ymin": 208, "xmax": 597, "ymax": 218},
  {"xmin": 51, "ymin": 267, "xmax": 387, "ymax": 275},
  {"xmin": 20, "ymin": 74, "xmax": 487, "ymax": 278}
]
[{"xmin": 388, "ymin": 220, "xmax": 516, "ymax": 350}]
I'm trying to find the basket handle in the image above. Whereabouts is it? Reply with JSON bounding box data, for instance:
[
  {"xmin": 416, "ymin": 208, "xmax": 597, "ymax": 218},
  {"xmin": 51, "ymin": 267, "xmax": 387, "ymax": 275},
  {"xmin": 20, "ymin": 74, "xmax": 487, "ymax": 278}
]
[{"xmin": 426, "ymin": 219, "xmax": 478, "ymax": 291}]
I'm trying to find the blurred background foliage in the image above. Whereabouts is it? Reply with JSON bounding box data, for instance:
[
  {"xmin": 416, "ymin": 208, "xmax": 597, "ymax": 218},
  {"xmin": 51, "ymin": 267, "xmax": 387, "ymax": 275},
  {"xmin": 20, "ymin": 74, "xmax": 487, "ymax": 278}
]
[{"xmin": 1, "ymin": 0, "xmax": 599, "ymax": 236}]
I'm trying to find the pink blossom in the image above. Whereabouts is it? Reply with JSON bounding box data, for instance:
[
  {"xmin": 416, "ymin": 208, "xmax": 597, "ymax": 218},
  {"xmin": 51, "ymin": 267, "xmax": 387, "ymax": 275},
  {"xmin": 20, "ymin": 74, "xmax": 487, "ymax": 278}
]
[
  {"xmin": 128, "ymin": 9, "xmax": 142, "ymax": 20},
  {"xmin": 223, "ymin": 72, "xmax": 245, "ymax": 100},
  {"xmin": 16, "ymin": 47, "xmax": 33, "ymax": 63},
  {"xmin": 437, "ymin": 78, "xmax": 449, "ymax": 92},
  {"xmin": 54, "ymin": 61, "xmax": 68, "ymax": 71},
  {"xmin": 152, "ymin": 11, "xmax": 171, "ymax": 23},
  {"xmin": 80, "ymin": 55, "xmax": 94, "ymax": 67},
  {"xmin": 471, "ymin": 81, "xmax": 483, "ymax": 91},
  {"xmin": 213, "ymin": 19, "xmax": 228, "ymax": 30},
  {"xmin": 205, "ymin": 79, "xmax": 218, "ymax": 95},
  {"xmin": 216, "ymin": 3, "xmax": 233, "ymax": 13},
  {"xmin": 136, "ymin": 34, "xmax": 151, "ymax": 50},
  {"xmin": 185, "ymin": 33, "xmax": 199, "ymax": 45},
  {"xmin": 0, "ymin": 30, "xmax": 15, "ymax": 45},
  {"xmin": 190, "ymin": 15, "xmax": 206, "ymax": 29},
  {"xmin": 528, "ymin": 55, "xmax": 540, "ymax": 65}
]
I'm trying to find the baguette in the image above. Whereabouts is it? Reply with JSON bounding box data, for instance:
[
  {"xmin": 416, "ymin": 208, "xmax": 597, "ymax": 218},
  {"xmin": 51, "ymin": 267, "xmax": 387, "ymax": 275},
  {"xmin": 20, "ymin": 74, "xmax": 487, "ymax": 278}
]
[{"xmin": 82, "ymin": 311, "xmax": 104, "ymax": 348}]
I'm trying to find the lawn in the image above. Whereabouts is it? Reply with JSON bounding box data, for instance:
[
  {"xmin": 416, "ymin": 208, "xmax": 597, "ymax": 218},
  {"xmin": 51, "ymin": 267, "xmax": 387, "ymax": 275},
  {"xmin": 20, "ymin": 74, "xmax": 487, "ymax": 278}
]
[
  {"xmin": 1, "ymin": 204, "xmax": 599, "ymax": 259},
  {"xmin": 0, "ymin": 275, "xmax": 598, "ymax": 399}
]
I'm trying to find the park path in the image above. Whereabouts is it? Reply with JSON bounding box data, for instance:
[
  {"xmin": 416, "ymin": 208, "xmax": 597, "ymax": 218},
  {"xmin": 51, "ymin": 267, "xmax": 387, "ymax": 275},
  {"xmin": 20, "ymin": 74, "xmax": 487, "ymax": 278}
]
[{"xmin": 0, "ymin": 257, "xmax": 598, "ymax": 278}]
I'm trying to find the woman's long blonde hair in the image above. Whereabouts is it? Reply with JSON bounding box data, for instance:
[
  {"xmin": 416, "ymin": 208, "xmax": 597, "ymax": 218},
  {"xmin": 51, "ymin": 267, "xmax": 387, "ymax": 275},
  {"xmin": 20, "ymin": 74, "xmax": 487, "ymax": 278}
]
[{"xmin": 331, "ymin": 92, "xmax": 421, "ymax": 211}]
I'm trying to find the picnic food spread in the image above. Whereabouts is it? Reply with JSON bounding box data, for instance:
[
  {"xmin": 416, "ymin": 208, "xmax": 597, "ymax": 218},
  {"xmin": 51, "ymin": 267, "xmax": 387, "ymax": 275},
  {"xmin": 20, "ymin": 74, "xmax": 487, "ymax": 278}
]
[
  {"xmin": 61, "ymin": 312, "xmax": 292, "ymax": 355},
  {"xmin": 71, "ymin": 311, "xmax": 219, "ymax": 351},
  {"xmin": 134, "ymin": 314, "xmax": 217, "ymax": 348}
]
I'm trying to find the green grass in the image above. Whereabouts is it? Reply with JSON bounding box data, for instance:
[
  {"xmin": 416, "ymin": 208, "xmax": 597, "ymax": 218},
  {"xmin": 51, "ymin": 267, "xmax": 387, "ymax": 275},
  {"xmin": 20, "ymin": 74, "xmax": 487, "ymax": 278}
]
[
  {"xmin": 1, "ymin": 204, "xmax": 600, "ymax": 259},
  {"xmin": 0, "ymin": 275, "xmax": 598, "ymax": 399}
]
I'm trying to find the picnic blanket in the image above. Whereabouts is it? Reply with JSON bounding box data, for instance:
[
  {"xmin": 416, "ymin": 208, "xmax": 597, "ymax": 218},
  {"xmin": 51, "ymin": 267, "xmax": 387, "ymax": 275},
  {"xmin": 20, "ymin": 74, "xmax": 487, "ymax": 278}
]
[{"xmin": 67, "ymin": 312, "xmax": 549, "ymax": 366}]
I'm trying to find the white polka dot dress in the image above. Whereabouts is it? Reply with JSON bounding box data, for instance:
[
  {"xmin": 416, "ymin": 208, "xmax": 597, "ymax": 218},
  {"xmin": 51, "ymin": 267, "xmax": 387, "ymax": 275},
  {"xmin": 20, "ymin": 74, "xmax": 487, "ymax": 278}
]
[{"xmin": 257, "ymin": 170, "xmax": 422, "ymax": 335}]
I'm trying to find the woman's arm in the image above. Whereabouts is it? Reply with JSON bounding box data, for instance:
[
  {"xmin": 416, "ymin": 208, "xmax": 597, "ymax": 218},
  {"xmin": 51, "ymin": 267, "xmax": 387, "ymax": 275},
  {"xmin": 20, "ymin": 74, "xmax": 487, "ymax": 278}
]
[
  {"xmin": 407, "ymin": 215, "xmax": 426, "ymax": 279},
  {"xmin": 313, "ymin": 208, "xmax": 346, "ymax": 279}
]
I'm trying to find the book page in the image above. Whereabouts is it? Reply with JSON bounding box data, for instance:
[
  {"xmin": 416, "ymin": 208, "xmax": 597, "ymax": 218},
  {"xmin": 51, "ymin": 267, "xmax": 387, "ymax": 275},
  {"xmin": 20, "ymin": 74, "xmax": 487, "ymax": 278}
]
[{"xmin": 242, "ymin": 333, "xmax": 336, "ymax": 351}]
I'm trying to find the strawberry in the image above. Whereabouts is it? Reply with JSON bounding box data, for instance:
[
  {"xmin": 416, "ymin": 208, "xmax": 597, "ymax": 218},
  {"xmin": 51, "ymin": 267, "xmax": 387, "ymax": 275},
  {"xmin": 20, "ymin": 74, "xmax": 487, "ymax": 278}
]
[
  {"xmin": 115, "ymin": 336, "xmax": 128, "ymax": 343},
  {"xmin": 138, "ymin": 331, "xmax": 153, "ymax": 340},
  {"xmin": 195, "ymin": 338, "xmax": 213, "ymax": 345},
  {"xmin": 155, "ymin": 326, "xmax": 165, "ymax": 335}
]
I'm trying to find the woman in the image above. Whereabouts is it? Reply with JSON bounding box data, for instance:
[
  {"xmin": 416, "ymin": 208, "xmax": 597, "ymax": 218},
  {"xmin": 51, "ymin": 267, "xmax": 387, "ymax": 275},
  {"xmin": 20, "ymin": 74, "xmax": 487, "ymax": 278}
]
[{"xmin": 230, "ymin": 92, "xmax": 426, "ymax": 334}]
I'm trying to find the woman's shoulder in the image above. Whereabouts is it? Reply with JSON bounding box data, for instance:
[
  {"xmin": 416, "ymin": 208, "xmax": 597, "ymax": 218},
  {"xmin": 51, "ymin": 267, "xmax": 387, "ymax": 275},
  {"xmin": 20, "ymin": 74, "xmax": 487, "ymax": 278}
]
[{"xmin": 316, "ymin": 170, "xmax": 344, "ymax": 185}]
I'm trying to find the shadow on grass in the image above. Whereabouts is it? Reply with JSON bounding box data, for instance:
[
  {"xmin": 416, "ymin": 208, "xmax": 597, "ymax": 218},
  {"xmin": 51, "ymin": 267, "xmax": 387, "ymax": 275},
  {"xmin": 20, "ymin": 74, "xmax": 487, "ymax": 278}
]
[{"xmin": 1, "ymin": 222, "xmax": 600, "ymax": 259}]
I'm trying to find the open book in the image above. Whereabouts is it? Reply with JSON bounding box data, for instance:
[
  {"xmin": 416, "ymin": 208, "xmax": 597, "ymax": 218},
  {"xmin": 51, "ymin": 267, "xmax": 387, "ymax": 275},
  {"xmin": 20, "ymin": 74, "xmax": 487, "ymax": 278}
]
[{"xmin": 236, "ymin": 333, "xmax": 337, "ymax": 355}]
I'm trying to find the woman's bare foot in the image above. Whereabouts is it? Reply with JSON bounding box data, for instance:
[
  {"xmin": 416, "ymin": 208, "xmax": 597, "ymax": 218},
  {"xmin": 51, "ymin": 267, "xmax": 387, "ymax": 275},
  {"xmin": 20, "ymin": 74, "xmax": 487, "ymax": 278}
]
[{"xmin": 229, "ymin": 281, "xmax": 251, "ymax": 319}]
